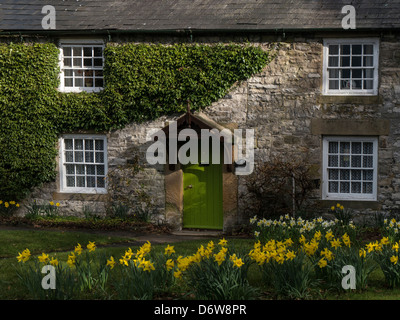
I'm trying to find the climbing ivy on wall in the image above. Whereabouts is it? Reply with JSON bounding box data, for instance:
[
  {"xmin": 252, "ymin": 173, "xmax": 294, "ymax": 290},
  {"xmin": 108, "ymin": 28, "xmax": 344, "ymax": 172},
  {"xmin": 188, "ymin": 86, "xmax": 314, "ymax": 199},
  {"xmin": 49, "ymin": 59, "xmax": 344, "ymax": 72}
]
[{"xmin": 0, "ymin": 42, "xmax": 272, "ymax": 199}]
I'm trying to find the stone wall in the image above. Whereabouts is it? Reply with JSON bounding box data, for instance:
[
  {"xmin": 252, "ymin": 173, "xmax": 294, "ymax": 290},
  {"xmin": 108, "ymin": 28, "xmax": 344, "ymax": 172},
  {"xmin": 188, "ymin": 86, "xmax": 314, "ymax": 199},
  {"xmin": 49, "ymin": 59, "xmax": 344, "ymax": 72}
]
[{"xmin": 16, "ymin": 31, "xmax": 400, "ymax": 230}]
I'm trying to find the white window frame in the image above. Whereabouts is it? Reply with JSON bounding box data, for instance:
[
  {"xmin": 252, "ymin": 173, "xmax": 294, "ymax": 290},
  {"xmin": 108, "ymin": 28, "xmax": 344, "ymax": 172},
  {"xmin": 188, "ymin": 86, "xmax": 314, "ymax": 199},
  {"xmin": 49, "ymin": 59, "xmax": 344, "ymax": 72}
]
[
  {"xmin": 58, "ymin": 39, "xmax": 105, "ymax": 93},
  {"xmin": 322, "ymin": 136, "xmax": 378, "ymax": 201},
  {"xmin": 59, "ymin": 134, "xmax": 108, "ymax": 194},
  {"xmin": 322, "ymin": 38, "xmax": 379, "ymax": 96}
]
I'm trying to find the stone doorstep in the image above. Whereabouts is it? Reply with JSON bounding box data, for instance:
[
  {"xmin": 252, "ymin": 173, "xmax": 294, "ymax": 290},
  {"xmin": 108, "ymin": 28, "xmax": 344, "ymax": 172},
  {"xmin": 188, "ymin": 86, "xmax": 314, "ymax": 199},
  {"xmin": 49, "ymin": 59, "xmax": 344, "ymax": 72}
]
[{"xmin": 171, "ymin": 230, "xmax": 223, "ymax": 237}]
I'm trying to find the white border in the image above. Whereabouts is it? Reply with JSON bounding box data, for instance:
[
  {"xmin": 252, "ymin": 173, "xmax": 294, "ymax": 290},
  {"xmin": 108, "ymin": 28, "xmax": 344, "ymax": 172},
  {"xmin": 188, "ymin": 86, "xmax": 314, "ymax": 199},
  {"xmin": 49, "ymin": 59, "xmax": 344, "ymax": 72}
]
[
  {"xmin": 322, "ymin": 136, "xmax": 378, "ymax": 201},
  {"xmin": 59, "ymin": 134, "xmax": 108, "ymax": 194},
  {"xmin": 58, "ymin": 39, "xmax": 105, "ymax": 93},
  {"xmin": 322, "ymin": 38, "xmax": 379, "ymax": 96}
]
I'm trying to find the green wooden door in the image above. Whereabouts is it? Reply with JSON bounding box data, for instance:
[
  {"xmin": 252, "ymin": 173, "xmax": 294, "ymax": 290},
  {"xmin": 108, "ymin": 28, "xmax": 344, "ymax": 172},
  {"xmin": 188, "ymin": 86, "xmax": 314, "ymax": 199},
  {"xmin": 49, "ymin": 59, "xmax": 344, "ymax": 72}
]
[{"xmin": 182, "ymin": 160, "xmax": 223, "ymax": 230}]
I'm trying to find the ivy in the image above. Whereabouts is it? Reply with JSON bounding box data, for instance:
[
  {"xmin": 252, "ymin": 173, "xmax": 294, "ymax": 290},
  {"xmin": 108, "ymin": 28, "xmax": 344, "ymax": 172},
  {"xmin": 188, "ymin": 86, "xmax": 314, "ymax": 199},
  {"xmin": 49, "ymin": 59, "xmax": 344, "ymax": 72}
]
[{"xmin": 0, "ymin": 42, "xmax": 272, "ymax": 199}]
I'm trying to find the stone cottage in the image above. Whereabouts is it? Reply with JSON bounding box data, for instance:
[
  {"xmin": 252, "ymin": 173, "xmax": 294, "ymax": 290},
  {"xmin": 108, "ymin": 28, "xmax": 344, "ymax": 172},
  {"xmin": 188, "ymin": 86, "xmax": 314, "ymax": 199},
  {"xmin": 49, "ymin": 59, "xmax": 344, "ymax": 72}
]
[{"xmin": 1, "ymin": 1, "xmax": 400, "ymax": 233}]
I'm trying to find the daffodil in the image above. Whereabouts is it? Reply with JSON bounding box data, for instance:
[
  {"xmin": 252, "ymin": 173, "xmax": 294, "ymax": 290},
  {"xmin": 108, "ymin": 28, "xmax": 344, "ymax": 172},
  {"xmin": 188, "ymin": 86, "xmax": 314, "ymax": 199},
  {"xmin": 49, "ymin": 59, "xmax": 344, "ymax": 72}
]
[
  {"xmin": 330, "ymin": 238, "xmax": 342, "ymax": 250},
  {"xmin": 380, "ymin": 237, "xmax": 389, "ymax": 245},
  {"xmin": 318, "ymin": 258, "xmax": 328, "ymax": 268},
  {"xmin": 164, "ymin": 244, "xmax": 175, "ymax": 256},
  {"xmin": 233, "ymin": 258, "xmax": 244, "ymax": 268},
  {"xmin": 218, "ymin": 238, "xmax": 228, "ymax": 247},
  {"xmin": 174, "ymin": 270, "xmax": 182, "ymax": 279},
  {"xmin": 359, "ymin": 248, "xmax": 366, "ymax": 259},
  {"xmin": 74, "ymin": 243, "xmax": 83, "ymax": 255},
  {"xmin": 50, "ymin": 257, "xmax": 59, "ymax": 266},
  {"xmin": 16, "ymin": 248, "xmax": 31, "ymax": 263},
  {"xmin": 390, "ymin": 255, "xmax": 398, "ymax": 265},
  {"xmin": 166, "ymin": 259, "xmax": 174, "ymax": 271},
  {"xmin": 106, "ymin": 256, "xmax": 116, "ymax": 269},
  {"xmin": 87, "ymin": 241, "xmax": 96, "ymax": 252},
  {"xmin": 38, "ymin": 252, "xmax": 49, "ymax": 263},
  {"xmin": 285, "ymin": 250, "xmax": 296, "ymax": 261}
]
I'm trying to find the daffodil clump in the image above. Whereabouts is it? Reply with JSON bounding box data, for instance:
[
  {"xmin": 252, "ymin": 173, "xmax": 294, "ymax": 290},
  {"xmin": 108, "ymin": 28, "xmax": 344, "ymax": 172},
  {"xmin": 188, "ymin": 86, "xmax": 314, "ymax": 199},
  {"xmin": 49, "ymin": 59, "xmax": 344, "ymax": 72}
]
[
  {"xmin": 0, "ymin": 200, "xmax": 20, "ymax": 216},
  {"xmin": 364, "ymin": 237, "xmax": 400, "ymax": 288},
  {"xmin": 250, "ymin": 211, "xmax": 357, "ymax": 244},
  {"xmin": 382, "ymin": 218, "xmax": 400, "ymax": 242},
  {"xmin": 178, "ymin": 238, "xmax": 257, "ymax": 300}
]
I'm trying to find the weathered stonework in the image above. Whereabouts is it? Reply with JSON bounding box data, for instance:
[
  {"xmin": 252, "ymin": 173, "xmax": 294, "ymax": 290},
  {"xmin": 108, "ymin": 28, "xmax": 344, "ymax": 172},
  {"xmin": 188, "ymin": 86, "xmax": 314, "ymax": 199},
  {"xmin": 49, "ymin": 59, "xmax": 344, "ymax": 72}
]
[{"xmin": 17, "ymin": 31, "xmax": 400, "ymax": 232}]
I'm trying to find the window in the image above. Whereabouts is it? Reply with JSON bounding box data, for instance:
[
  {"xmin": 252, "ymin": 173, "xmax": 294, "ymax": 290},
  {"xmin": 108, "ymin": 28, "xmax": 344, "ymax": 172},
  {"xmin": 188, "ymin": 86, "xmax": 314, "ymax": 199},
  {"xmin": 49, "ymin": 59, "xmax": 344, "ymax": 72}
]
[
  {"xmin": 322, "ymin": 136, "xmax": 378, "ymax": 201},
  {"xmin": 59, "ymin": 40, "xmax": 104, "ymax": 92},
  {"xmin": 323, "ymin": 38, "xmax": 379, "ymax": 95},
  {"xmin": 60, "ymin": 135, "xmax": 107, "ymax": 193}
]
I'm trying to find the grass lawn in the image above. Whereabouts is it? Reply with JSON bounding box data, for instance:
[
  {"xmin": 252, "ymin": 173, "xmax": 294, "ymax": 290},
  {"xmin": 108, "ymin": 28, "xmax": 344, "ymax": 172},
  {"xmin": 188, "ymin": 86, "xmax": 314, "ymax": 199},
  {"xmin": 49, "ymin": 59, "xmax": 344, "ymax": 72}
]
[{"xmin": 2, "ymin": 228, "xmax": 400, "ymax": 300}]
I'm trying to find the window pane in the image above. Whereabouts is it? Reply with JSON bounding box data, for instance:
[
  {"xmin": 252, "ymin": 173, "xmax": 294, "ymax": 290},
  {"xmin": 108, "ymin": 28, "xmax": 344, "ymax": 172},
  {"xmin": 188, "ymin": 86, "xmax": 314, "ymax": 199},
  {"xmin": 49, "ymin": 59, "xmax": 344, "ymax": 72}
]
[
  {"xmin": 85, "ymin": 139, "xmax": 94, "ymax": 150},
  {"xmin": 352, "ymin": 142, "xmax": 362, "ymax": 154},
  {"xmin": 329, "ymin": 45, "xmax": 339, "ymax": 55},
  {"xmin": 340, "ymin": 155, "xmax": 350, "ymax": 167},
  {"xmin": 97, "ymin": 177, "xmax": 105, "ymax": 188},
  {"xmin": 341, "ymin": 44, "xmax": 350, "ymax": 55},
  {"xmin": 351, "ymin": 155, "xmax": 361, "ymax": 167},
  {"xmin": 340, "ymin": 56, "xmax": 350, "ymax": 67},
  {"xmin": 328, "ymin": 155, "xmax": 338, "ymax": 167},
  {"xmin": 329, "ymin": 69, "xmax": 339, "ymax": 78},
  {"xmin": 85, "ymin": 78, "xmax": 93, "ymax": 87},
  {"xmin": 63, "ymin": 47, "xmax": 72, "ymax": 56},
  {"xmin": 84, "ymin": 58, "xmax": 93, "ymax": 67},
  {"xmin": 364, "ymin": 80, "xmax": 373, "ymax": 90},
  {"xmin": 351, "ymin": 170, "xmax": 361, "ymax": 180},
  {"xmin": 94, "ymin": 47, "xmax": 103, "ymax": 57},
  {"xmin": 340, "ymin": 182, "xmax": 350, "ymax": 193},
  {"xmin": 329, "ymin": 141, "xmax": 338, "ymax": 153},
  {"xmin": 95, "ymin": 152, "xmax": 104, "ymax": 163},
  {"xmin": 73, "ymin": 58, "xmax": 82, "ymax": 67},
  {"xmin": 363, "ymin": 69, "xmax": 374, "ymax": 78},
  {"xmin": 73, "ymin": 47, "xmax": 82, "ymax": 56},
  {"xmin": 85, "ymin": 151, "xmax": 94, "ymax": 163},
  {"xmin": 64, "ymin": 58, "xmax": 72, "ymax": 67},
  {"xmin": 96, "ymin": 165, "xmax": 105, "ymax": 175},
  {"xmin": 76, "ymin": 164, "xmax": 85, "ymax": 174},
  {"xmin": 363, "ymin": 142, "xmax": 373, "ymax": 154},
  {"xmin": 351, "ymin": 182, "xmax": 361, "ymax": 193},
  {"xmin": 363, "ymin": 182, "xmax": 373, "ymax": 194},
  {"xmin": 340, "ymin": 142, "xmax": 350, "ymax": 154},
  {"xmin": 364, "ymin": 45, "xmax": 373, "ymax": 54},
  {"xmin": 94, "ymin": 58, "xmax": 103, "ymax": 67},
  {"xmin": 64, "ymin": 139, "xmax": 73, "ymax": 150},
  {"xmin": 352, "ymin": 56, "xmax": 361, "ymax": 67},
  {"xmin": 75, "ymin": 151, "xmax": 84, "ymax": 162},
  {"xmin": 65, "ymin": 151, "xmax": 74, "ymax": 162},
  {"xmin": 75, "ymin": 78, "xmax": 83, "ymax": 87},
  {"xmin": 328, "ymin": 56, "xmax": 339, "ymax": 67},
  {"xmin": 352, "ymin": 44, "xmax": 362, "ymax": 55},
  {"xmin": 363, "ymin": 56, "xmax": 373, "ymax": 67},
  {"xmin": 363, "ymin": 170, "xmax": 373, "ymax": 181},
  {"xmin": 74, "ymin": 139, "xmax": 84, "ymax": 150},
  {"xmin": 83, "ymin": 47, "xmax": 92, "ymax": 57},
  {"xmin": 353, "ymin": 80, "xmax": 362, "ymax": 89},
  {"xmin": 352, "ymin": 69, "xmax": 362, "ymax": 79},
  {"xmin": 340, "ymin": 169, "xmax": 350, "ymax": 180},
  {"xmin": 95, "ymin": 78, "xmax": 104, "ymax": 88},
  {"xmin": 87, "ymin": 176, "xmax": 96, "ymax": 188},
  {"xmin": 66, "ymin": 176, "xmax": 75, "ymax": 187},
  {"xmin": 76, "ymin": 176, "xmax": 85, "ymax": 187},
  {"xmin": 329, "ymin": 181, "xmax": 339, "ymax": 193},
  {"xmin": 95, "ymin": 140, "xmax": 104, "ymax": 150},
  {"xmin": 363, "ymin": 156, "xmax": 373, "ymax": 168},
  {"xmin": 329, "ymin": 80, "xmax": 339, "ymax": 90},
  {"xmin": 65, "ymin": 76, "xmax": 73, "ymax": 87},
  {"xmin": 87, "ymin": 165, "xmax": 96, "ymax": 175},
  {"xmin": 66, "ymin": 164, "xmax": 74, "ymax": 175}
]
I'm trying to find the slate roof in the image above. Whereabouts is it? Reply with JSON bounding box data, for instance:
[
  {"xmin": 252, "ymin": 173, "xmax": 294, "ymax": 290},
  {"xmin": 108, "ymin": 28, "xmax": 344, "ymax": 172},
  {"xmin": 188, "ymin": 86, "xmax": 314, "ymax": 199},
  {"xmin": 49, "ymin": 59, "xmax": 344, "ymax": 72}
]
[{"xmin": 1, "ymin": 0, "xmax": 400, "ymax": 33}]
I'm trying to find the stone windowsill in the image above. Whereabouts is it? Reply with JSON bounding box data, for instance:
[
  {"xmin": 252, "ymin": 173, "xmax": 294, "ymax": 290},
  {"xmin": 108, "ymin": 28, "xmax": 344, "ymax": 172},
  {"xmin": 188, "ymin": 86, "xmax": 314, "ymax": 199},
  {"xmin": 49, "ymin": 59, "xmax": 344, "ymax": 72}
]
[
  {"xmin": 317, "ymin": 95, "xmax": 382, "ymax": 105},
  {"xmin": 53, "ymin": 192, "xmax": 108, "ymax": 201},
  {"xmin": 317, "ymin": 199, "xmax": 381, "ymax": 210}
]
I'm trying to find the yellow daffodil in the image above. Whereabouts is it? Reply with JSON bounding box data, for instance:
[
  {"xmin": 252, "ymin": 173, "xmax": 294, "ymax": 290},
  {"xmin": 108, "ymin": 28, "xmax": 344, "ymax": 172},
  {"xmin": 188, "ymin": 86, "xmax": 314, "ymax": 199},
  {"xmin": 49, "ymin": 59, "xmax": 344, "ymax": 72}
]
[
  {"xmin": 390, "ymin": 255, "xmax": 398, "ymax": 265},
  {"xmin": 393, "ymin": 243, "xmax": 399, "ymax": 252},
  {"xmin": 87, "ymin": 241, "xmax": 96, "ymax": 252},
  {"xmin": 56, "ymin": 202, "xmax": 60, "ymax": 207},
  {"xmin": 106, "ymin": 256, "xmax": 116, "ymax": 269},
  {"xmin": 50, "ymin": 257, "xmax": 59, "ymax": 266},
  {"xmin": 166, "ymin": 259, "xmax": 174, "ymax": 271},
  {"xmin": 380, "ymin": 237, "xmax": 389, "ymax": 245},
  {"xmin": 218, "ymin": 238, "xmax": 228, "ymax": 247},
  {"xmin": 174, "ymin": 270, "xmax": 182, "ymax": 279},
  {"xmin": 325, "ymin": 231, "xmax": 334, "ymax": 241},
  {"xmin": 50, "ymin": 201, "xmax": 54, "ymax": 206},
  {"xmin": 38, "ymin": 252, "xmax": 49, "ymax": 263},
  {"xmin": 164, "ymin": 244, "xmax": 175, "ymax": 256},
  {"xmin": 359, "ymin": 248, "xmax": 366, "ymax": 259},
  {"xmin": 331, "ymin": 206, "xmax": 335, "ymax": 211},
  {"xmin": 342, "ymin": 233, "xmax": 351, "ymax": 247},
  {"xmin": 318, "ymin": 258, "xmax": 328, "ymax": 268},
  {"xmin": 16, "ymin": 248, "xmax": 31, "ymax": 263},
  {"xmin": 74, "ymin": 243, "xmax": 83, "ymax": 255},
  {"xmin": 285, "ymin": 250, "xmax": 296, "ymax": 261},
  {"xmin": 366, "ymin": 242, "xmax": 375, "ymax": 253},
  {"xmin": 233, "ymin": 258, "xmax": 244, "ymax": 268}
]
